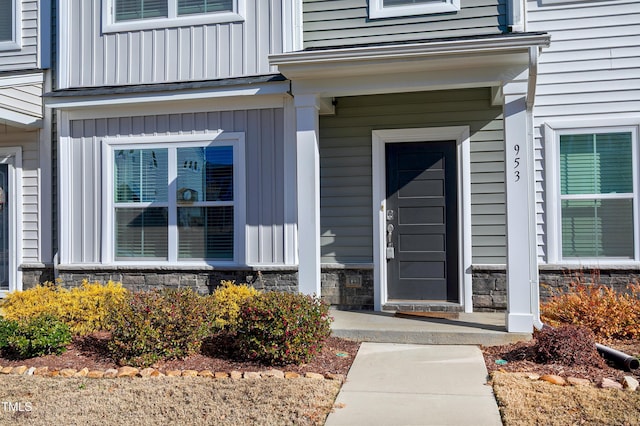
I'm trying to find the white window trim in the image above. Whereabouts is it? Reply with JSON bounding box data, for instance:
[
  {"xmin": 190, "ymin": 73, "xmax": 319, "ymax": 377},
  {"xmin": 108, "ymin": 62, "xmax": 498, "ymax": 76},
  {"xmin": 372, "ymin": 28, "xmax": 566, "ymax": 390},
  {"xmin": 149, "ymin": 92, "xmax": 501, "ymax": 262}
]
[
  {"xmin": 101, "ymin": 132, "xmax": 246, "ymax": 266},
  {"xmin": 0, "ymin": 0, "xmax": 21, "ymax": 51},
  {"xmin": 369, "ymin": 0, "xmax": 460, "ymax": 19},
  {"xmin": 102, "ymin": 0, "xmax": 245, "ymax": 33},
  {"xmin": 544, "ymin": 121, "xmax": 640, "ymax": 265},
  {"xmin": 0, "ymin": 147, "xmax": 22, "ymax": 296},
  {"xmin": 371, "ymin": 126, "xmax": 472, "ymax": 312}
]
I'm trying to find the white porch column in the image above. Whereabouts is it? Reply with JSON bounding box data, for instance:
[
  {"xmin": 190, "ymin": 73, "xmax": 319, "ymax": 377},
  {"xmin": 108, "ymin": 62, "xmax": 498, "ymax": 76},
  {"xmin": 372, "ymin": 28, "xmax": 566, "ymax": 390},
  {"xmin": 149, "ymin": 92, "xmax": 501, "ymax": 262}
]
[
  {"xmin": 503, "ymin": 82, "xmax": 536, "ymax": 332},
  {"xmin": 294, "ymin": 94, "xmax": 322, "ymax": 295}
]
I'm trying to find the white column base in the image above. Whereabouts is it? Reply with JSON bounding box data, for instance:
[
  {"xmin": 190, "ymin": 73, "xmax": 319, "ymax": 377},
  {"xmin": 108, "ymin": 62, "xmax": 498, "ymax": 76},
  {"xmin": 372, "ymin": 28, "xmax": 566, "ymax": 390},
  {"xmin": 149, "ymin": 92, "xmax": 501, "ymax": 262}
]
[{"xmin": 506, "ymin": 313, "xmax": 534, "ymax": 333}]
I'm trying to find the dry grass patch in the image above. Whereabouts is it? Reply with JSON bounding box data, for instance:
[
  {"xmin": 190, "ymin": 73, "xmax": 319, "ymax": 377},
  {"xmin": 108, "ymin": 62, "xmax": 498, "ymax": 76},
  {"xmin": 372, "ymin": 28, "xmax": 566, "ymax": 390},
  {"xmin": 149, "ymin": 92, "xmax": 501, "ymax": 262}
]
[
  {"xmin": 492, "ymin": 372, "xmax": 640, "ymax": 426},
  {"xmin": 0, "ymin": 376, "xmax": 341, "ymax": 426}
]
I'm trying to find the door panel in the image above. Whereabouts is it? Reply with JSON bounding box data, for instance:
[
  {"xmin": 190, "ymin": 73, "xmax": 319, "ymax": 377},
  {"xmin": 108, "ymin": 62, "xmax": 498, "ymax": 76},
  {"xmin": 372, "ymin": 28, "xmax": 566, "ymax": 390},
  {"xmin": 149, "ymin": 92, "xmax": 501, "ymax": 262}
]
[{"xmin": 386, "ymin": 141, "xmax": 458, "ymax": 301}]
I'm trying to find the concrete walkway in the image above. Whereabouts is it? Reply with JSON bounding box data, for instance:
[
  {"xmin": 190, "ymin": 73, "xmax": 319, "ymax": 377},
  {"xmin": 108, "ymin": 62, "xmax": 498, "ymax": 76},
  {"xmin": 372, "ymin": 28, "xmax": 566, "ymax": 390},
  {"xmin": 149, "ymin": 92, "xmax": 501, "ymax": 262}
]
[{"xmin": 324, "ymin": 343, "xmax": 503, "ymax": 426}]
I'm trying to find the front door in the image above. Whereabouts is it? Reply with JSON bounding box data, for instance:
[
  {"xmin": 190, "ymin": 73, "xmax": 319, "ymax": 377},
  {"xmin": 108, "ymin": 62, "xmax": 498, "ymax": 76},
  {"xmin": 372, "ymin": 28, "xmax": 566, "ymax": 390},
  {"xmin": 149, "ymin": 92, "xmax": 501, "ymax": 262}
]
[{"xmin": 385, "ymin": 141, "xmax": 458, "ymax": 302}]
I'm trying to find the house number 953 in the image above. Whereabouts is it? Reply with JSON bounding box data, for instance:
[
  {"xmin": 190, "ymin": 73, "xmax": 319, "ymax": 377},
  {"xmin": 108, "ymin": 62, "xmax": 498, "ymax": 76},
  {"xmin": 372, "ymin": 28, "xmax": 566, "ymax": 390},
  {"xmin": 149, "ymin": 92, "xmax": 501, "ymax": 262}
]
[{"xmin": 513, "ymin": 144, "xmax": 521, "ymax": 182}]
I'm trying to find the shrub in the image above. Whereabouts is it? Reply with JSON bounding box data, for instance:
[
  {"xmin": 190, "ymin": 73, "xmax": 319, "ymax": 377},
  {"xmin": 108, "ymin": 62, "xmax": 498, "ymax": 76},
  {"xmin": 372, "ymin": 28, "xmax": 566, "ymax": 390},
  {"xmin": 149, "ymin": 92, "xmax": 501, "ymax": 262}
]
[
  {"xmin": 206, "ymin": 280, "xmax": 260, "ymax": 330},
  {"xmin": 5, "ymin": 314, "xmax": 72, "ymax": 359},
  {"xmin": 541, "ymin": 272, "xmax": 640, "ymax": 340},
  {"xmin": 0, "ymin": 317, "xmax": 18, "ymax": 351},
  {"xmin": 235, "ymin": 292, "xmax": 332, "ymax": 365},
  {"xmin": 533, "ymin": 325, "xmax": 606, "ymax": 368},
  {"xmin": 107, "ymin": 288, "xmax": 211, "ymax": 367},
  {"xmin": 0, "ymin": 280, "xmax": 128, "ymax": 335}
]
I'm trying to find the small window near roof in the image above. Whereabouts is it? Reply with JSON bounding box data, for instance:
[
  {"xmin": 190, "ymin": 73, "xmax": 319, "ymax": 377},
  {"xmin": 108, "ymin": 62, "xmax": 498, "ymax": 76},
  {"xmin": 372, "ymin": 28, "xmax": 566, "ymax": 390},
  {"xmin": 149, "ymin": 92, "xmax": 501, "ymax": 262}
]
[
  {"xmin": 369, "ymin": 0, "xmax": 460, "ymax": 19},
  {"xmin": 0, "ymin": 0, "xmax": 12, "ymax": 41}
]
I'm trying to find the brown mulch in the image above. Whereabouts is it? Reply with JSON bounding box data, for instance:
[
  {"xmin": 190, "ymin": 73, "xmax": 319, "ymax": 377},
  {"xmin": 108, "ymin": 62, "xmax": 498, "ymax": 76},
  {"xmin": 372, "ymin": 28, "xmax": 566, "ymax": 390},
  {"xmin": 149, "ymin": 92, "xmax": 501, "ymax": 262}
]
[
  {"xmin": 0, "ymin": 332, "xmax": 360, "ymax": 376},
  {"xmin": 483, "ymin": 338, "xmax": 640, "ymax": 382}
]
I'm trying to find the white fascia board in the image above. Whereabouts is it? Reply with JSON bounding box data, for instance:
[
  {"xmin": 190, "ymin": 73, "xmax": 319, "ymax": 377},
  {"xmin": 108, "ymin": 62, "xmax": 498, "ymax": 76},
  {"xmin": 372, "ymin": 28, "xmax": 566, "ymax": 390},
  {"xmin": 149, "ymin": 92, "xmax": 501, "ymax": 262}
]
[
  {"xmin": 45, "ymin": 80, "xmax": 291, "ymax": 111},
  {"xmin": 270, "ymin": 34, "xmax": 550, "ymax": 76},
  {"xmin": 0, "ymin": 72, "xmax": 44, "ymax": 87},
  {"xmin": 0, "ymin": 108, "xmax": 43, "ymax": 128}
]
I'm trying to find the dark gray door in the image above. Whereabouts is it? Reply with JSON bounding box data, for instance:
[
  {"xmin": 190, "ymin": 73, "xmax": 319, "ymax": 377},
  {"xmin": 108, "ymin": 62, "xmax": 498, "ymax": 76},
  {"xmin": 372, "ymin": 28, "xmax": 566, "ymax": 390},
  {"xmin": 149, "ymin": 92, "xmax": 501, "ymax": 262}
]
[{"xmin": 385, "ymin": 141, "xmax": 458, "ymax": 301}]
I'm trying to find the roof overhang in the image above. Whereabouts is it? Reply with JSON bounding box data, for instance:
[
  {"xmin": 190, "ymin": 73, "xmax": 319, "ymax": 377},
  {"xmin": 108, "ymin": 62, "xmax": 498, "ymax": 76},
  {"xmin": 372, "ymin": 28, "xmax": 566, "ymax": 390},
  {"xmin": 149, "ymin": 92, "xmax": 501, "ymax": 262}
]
[
  {"xmin": 45, "ymin": 74, "xmax": 291, "ymax": 118},
  {"xmin": 0, "ymin": 71, "xmax": 44, "ymax": 128},
  {"xmin": 270, "ymin": 33, "xmax": 550, "ymax": 100}
]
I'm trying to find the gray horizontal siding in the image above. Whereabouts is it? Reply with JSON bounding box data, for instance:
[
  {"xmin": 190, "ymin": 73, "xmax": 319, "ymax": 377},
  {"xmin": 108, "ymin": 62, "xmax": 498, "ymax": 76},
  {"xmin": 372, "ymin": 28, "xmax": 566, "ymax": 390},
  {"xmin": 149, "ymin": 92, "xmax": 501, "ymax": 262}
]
[
  {"xmin": 63, "ymin": 0, "xmax": 287, "ymax": 89},
  {"xmin": 319, "ymin": 88, "xmax": 506, "ymax": 265},
  {"xmin": 0, "ymin": 0, "xmax": 39, "ymax": 71},
  {"xmin": 64, "ymin": 108, "xmax": 286, "ymax": 265},
  {"xmin": 303, "ymin": 0, "xmax": 507, "ymax": 49},
  {"xmin": 528, "ymin": 0, "xmax": 640, "ymax": 262}
]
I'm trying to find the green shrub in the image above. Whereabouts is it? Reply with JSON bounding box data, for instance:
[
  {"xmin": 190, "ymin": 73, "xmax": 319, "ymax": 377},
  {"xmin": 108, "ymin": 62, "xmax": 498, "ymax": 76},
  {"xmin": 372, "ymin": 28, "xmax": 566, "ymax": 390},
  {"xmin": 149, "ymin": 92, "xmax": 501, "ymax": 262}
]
[
  {"xmin": 0, "ymin": 280, "xmax": 128, "ymax": 335},
  {"xmin": 0, "ymin": 317, "xmax": 18, "ymax": 351},
  {"xmin": 6, "ymin": 314, "xmax": 72, "ymax": 359},
  {"xmin": 206, "ymin": 280, "xmax": 260, "ymax": 330},
  {"xmin": 235, "ymin": 292, "xmax": 332, "ymax": 365},
  {"xmin": 107, "ymin": 288, "xmax": 211, "ymax": 367},
  {"xmin": 541, "ymin": 272, "xmax": 640, "ymax": 340}
]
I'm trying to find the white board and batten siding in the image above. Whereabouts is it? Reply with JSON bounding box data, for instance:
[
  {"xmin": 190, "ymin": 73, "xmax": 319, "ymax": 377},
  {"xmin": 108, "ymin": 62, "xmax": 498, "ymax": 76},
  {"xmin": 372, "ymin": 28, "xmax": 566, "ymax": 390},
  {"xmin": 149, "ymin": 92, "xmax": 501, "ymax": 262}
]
[
  {"xmin": 0, "ymin": 0, "xmax": 39, "ymax": 72},
  {"xmin": 0, "ymin": 125, "xmax": 40, "ymax": 263},
  {"xmin": 61, "ymin": 0, "xmax": 294, "ymax": 89},
  {"xmin": 303, "ymin": 0, "xmax": 507, "ymax": 49},
  {"xmin": 62, "ymin": 109, "xmax": 288, "ymax": 265},
  {"xmin": 527, "ymin": 0, "xmax": 640, "ymax": 262},
  {"xmin": 319, "ymin": 88, "xmax": 507, "ymax": 266}
]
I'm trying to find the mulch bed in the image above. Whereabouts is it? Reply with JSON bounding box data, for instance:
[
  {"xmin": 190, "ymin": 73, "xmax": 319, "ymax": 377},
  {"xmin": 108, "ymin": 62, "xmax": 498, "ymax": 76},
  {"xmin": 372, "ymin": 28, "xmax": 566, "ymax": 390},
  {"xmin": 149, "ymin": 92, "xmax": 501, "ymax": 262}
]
[
  {"xmin": 483, "ymin": 338, "xmax": 640, "ymax": 382},
  {"xmin": 0, "ymin": 332, "xmax": 360, "ymax": 376}
]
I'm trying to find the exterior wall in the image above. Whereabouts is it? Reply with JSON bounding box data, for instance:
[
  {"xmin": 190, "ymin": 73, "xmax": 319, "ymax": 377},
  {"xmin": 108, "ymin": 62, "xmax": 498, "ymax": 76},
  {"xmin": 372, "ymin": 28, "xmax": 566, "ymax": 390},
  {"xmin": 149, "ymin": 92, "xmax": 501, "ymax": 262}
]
[
  {"xmin": 61, "ymin": 107, "xmax": 288, "ymax": 266},
  {"xmin": 319, "ymin": 88, "xmax": 507, "ymax": 265},
  {"xmin": 0, "ymin": 124, "xmax": 41, "ymax": 264},
  {"xmin": 60, "ymin": 0, "xmax": 293, "ymax": 89},
  {"xmin": 0, "ymin": 80, "xmax": 43, "ymax": 120},
  {"xmin": 529, "ymin": 0, "xmax": 640, "ymax": 263},
  {"xmin": 0, "ymin": 0, "xmax": 39, "ymax": 72},
  {"xmin": 303, "ymin": 0, "xmax": 507, "ymax": 49}
]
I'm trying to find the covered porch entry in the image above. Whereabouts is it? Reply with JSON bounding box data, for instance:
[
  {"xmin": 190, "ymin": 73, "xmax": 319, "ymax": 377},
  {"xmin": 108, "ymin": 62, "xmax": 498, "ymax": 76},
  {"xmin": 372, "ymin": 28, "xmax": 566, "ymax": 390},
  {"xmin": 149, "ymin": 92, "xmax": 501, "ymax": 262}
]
[{"xmin": 270, "ymin": 33, "xmax": 551, "ymax": 332}]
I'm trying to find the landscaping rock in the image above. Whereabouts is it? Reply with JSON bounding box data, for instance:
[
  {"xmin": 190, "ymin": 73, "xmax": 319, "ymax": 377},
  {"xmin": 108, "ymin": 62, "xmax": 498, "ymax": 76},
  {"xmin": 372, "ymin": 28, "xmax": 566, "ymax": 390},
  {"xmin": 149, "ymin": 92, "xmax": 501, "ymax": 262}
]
[
  {"xmin": 566, "ymin": 377, "xmax": 591, "ymax": 387},
  {"xmin": 103, "ymin": 368, "xmax": 119, "ymax": 379},
  {"xmin": 230, "ymin": 371, "xmax": 242, "ymax": 380},
  {"xmin": 540, "ymin": 374, "xmax": 566, "ymax": 386},
  {"xmin": 305, "ymin": 372, "xmax": 325, "ymax": 380},
  {"xmin": 181, "ymin": 370, "xmax": 198, "ymax": 377},
  {"xmin": 599, "ymin": 378, "xmax": 624, "ymax": 390},
  {"xmin": 1, "ymin": 367, "xmax": 13, "ymax": 374},
  {"xmin": 11, "ymin": 366, "xmax": 28, "ymax": 375},
  {"xmin": 33, "ymin": 367, "xmax": 49, "ymax": 376},
  {"xmin": 621, "ymin": 376, "xmax": 639, "ymax": 392},
  {"xmin": 525, "ymin": 373, "xmax": 540, "ymax": 380},
  {"xmin": 325, "ymin": 373, "xmax": 346, "ymax": 382},
  {"xmin": 284, "ymin": 372, "xmax": 300, "ymax": 379},
  {"xmin": 198, "ymin": 370, "xmax": 214, "ymax": 378},
  {"xmin": 165, "ymin": 370, "xmax": 182, "ymax": 377},
  {"xmin": 244, "ymin": 372, "xmax": 261, "ymax": 379},
  {"xmin": 74, "ymin": 368, "xmax": 89, "ymax": 377},
  {"xmin": 87, "ymin": 370, "xmax": 105, "ymax": 379},
  {"xmin": 117, "ymin": 366, "xmax": 139, "ymax": 378},
  {"xmin": 262, "ymin": 369, "xmax": 285, "ymax": 379},
  {"xmin": 59, "ymin": 369, "xmax": 77, "ymax": 378},
  {"xmin": 25, "ymin": 367, "xmax": 36, "ymax": 376},
  {"xmin": 214, "ymin": 372, "xmax": 230, "ymax": 379},
  {"xmin": 138, "ymin": 368, "xmax": 156, "ymax": 377}
]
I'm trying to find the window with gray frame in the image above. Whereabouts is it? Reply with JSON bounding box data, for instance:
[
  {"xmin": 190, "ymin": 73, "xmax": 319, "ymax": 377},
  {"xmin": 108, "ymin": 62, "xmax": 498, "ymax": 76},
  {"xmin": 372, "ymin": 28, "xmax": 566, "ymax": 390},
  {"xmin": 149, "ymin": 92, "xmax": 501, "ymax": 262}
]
[
  {"xmin": 0, "ymin": 0, "xmax": 13, "ymax": 42},
  {"xmin": 114, "ymin": 0, "xmax": 233, "ymax": 21}
]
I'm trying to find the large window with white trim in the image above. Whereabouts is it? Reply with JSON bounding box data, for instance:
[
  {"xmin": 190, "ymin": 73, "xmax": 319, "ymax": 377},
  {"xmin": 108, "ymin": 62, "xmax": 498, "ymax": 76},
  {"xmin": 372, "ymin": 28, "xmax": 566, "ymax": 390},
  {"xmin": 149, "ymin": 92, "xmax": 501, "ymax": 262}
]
[
  {"xmin": 107, "ymin": 136, "xmax": 243, "ymax": 263},
  {"xmin": 369, "ymin": 0, "xmax": 460, "ymax": 19},
  {"xmin": 0, "ymin": 0, "xmax": 19, "ymax": 50},
  {"xmin": 103, "ymin": 0, "xmax": 243, "ymax": 32},
  {"xmin": 558, "ymin": 130, "xmax": 636, "ymax": 260}
]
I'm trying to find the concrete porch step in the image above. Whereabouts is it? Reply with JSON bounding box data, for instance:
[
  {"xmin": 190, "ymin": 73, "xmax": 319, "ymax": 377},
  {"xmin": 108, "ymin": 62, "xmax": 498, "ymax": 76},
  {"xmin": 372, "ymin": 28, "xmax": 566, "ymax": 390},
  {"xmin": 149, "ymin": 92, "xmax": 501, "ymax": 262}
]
[{"xmin": 330, "ymin": 309, "xmax": 531, "ymax": 347}]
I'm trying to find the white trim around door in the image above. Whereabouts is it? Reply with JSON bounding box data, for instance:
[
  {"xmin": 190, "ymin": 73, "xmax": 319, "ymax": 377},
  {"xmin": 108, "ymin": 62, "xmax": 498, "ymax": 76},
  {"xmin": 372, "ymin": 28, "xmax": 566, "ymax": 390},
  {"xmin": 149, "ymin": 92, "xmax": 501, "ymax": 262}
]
[
  {"xmin": 0, "ymin": 147, "xmax": 22, "ymax": 295},
  {"xmin": 372, "ymin": 127, "xmax": 471, "ymax": 312}
]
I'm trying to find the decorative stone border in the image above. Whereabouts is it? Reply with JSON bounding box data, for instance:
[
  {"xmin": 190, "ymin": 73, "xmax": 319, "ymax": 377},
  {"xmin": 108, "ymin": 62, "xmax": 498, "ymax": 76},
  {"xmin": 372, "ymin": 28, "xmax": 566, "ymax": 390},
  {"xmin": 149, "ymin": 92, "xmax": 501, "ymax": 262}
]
[{"xmin": 0, "ymin": 365, "xmax": 346, "ymax": 382}]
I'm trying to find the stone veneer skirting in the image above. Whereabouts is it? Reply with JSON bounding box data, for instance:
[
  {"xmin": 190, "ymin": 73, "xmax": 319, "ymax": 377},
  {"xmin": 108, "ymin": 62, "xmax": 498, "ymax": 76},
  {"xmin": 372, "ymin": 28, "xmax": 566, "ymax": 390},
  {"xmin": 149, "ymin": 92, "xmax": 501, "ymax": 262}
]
[{"xmin": 20, "ymin": 264, "xmax": 640, "ymax": 312}]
